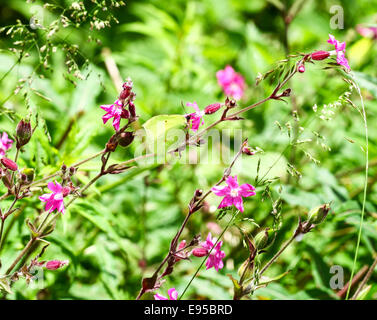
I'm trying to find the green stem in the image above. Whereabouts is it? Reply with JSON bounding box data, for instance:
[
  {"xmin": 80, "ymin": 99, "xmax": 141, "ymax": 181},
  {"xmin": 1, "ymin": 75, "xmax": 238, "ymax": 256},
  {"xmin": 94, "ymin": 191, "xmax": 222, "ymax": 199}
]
[
  {"xmin": 179, "ymin": 209, "xmax": 239, "ymax": 300},
  {"xmin": 346, "ymin": 78, "xmax": 369, "ymax": 300},
  {"xmin": 259, "ymin": 233, "xmax": 297, "ymax": 276},
  {"xmin": 0, "ymin": 219, "xmax": 5, "ymax": 250},
  {"xmin": 29, "ymin": 149, "xmax": 106, "ymax": 188}
]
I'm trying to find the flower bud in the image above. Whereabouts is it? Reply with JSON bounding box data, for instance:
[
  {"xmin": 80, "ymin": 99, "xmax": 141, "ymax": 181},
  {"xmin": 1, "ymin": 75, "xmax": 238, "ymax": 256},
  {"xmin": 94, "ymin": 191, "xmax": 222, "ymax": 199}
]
[
  {"xmin": 118, "ymin": 132, "xmax": 134, "ymax": 147},
  {"xmin": 192, "ymin": 247, "xmax": 208, "ymax": 257},
  {"xmin": 21, "ymin": 168, "xmax": 35, "ymax": 183},
  {"xmin": 298, "ymin": 64, "xmax": 305, "ymax": 73},
  {"xmin": 1, "ymin": 169, "xmax": 12, "ymax": 190},
  {"xmin": 194, "ymin": 189, "xmax": 203, "ymax": 198},
  {"xmin": 122, "ymin": 79, "xmax": 133, "ymax": 91},
  {"xmin": 254, "ymin": 228, "xmax": 275, "ymax": 250},
  {"xmin": 119, "ymin": 89, "xmax": 130, "ymax": 100},
  {"xmin": 121, "ymin": 109, "xmax": 130, "ymax": 119},
  {"xmin": 229, "ymin": 99, "xmax": 237, "ymax": 108},
  {"xmin": 1, "ymin": 157, "xmax": 18, "ymax": 171},
  {"xmin": 281, "ymin": 88, "xmax": 291, "ymax": 97},
  {"xmin": 106, "ymin": 136, "xmax": 118, "ymax": 152},
  {"xmin": 20, "ymin": 173, "xmax": 27, "ymax": 182},
  {"xmin": 237, "ymin": 258, "xmax": 254, "ymax": 280},
  {"xmin": 204, "ymin": 103, "xmax": 221, "ymax": 115},
  {"xmin": 16, "ymin": 119, "xmax": 32, "ymax": 148},
  {"xmin": 129, "ymin": 101, "xmax": 136, "ymax": 118},
  {"xmin": 307, "ymin": 203, "xmax": 330, "ymax": 225},
  {"xmin": 311, "ymin": 50, "xmax": 330, "ymax": 61},
  {"xmin": 178, "ymin": 240, "xmax": 186, "ymax": 250},
  {"xmin": 67, "ymin": 167, "xmax": 74, "ymax": 175},
  {"xmin": 45, "ymin": 260, "xmax": 69, "ymax": 270},
  {"xmin": 242, "ymin": 145, "xmax": 255, "ymax": 156},
  {"xmin": 62, "ymin": 187, "xmax": 71, "ymax": 197}
]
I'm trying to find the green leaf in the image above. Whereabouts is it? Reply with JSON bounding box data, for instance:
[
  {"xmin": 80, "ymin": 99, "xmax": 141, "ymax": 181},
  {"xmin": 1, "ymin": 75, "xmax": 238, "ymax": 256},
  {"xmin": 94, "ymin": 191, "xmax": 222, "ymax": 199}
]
[
  {"xmin": 257, "ymin": 270, "xmax": 291, "ymax": 287},
  {"xmin": 73, "ymin": 201, "xmax": 140, "ymax": 259}
]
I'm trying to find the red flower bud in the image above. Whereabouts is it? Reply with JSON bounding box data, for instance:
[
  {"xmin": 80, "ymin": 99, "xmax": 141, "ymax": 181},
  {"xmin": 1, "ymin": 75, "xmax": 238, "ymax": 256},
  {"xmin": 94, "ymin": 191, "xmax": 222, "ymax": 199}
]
[
  {"xmin": 298, "ymin": 64, "xmax": 305, "ymax": 73},
  {"xmin": 129, "ymin": 101, "xmax": 136, "ymax": 118},
  {"xmin": 45, "ymin": 260, "xmax": 68, "ymax": 270},
  {"xmin": 119, "ymin": 89, "xmax": 131, "ymax": 100},
  {"xmin": 192, "ymin": 247, "xmax": 208, "ymax": 257},
  {"xmin": 121, "ymin": 109, "xmax": 130, "ymax": 119},
  {"xmin": 1, "ymin": 157, "xmax": 18, "ymax": 171},
  {"xmin": 242, "ymin": 146, "xmax": 255, "ymax": 156},
  {"xmin": 16, "ymin": 119, "xmax": 32, "ymax": 148},
  {"xmin": 311, "ymin": 50, "xmax": 330, "ymax": 61},
  {"xmin": 204, "ymin": 103, "xmax": 222, "ymax": 115}
]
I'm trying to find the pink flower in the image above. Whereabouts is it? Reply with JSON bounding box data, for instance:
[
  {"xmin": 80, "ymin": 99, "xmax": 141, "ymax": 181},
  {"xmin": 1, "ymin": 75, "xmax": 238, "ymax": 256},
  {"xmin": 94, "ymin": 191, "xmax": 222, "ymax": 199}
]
[
  {"xmin": 327, "ymin": 34, "xmax": 350, "ymax": 70},
  {"xmin": 216, "ymin": 66, "xmax": 245, "ymax": 100},
  {"xmin": 100, "ymin": 99, "xmax": 129, "ymax": 131},
  {"xmin": 0, "ymin": 132, "xmax": 13, "ymax": 157},
  {"xmin": 39, "ymin": 181, "xmax": 70, "ymax": 214},
  {"xmin": 154, "ymin": 288, "xmax": 178, "ymax": 300},
  {"xmin": 45, "ymin": 260, "xmax": 69, "ymax": 270},
  {"xmin": 356, "ymin": 25, "xmax": 377, "ymax": 39},
  {"xmin": 193, "ymin": 233, "xmax": 225, "ymax": 271},
  {"xmin": 211, "ymin": 176, "xmax": 256, "ymax": 213},
  {"xmin": 186, "ymin": 102, "xmax": 204, "ymax": 132}
]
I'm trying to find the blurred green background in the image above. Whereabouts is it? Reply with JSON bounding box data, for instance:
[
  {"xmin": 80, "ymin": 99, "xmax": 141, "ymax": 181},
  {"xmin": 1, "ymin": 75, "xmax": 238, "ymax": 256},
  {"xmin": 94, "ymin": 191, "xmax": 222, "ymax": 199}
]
[{"xmin": 0, "ymin": 0, "xmax": 377, "ymax": 299}]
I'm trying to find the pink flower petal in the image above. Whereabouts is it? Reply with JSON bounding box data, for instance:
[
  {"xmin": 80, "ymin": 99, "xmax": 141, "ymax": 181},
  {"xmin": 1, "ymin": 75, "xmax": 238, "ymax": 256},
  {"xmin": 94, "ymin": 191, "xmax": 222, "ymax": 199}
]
[
  {"xmin": 102, "ymin": 113, "xmax": 113, "ymax": 124},
  {"xmin": 211, "ymin": 185, "xmax": 230, "ymax": 196},
  {"xmin": 233, "ymin": 196, "xmax": 244, "ymax": 212},
  {"xmin": 47, "ymin": 181, "xmax": 61, "ymax": 193},
  {"xmin": 239, "ymin": 183, "xmax": 256, "ymax": 197},
  {"xmin": 216, "ymin": 66, "xmax": 245, "ymax": 100},
  {"xmin": 39, "ymin": 194, "xmax": 52, "ymax": 202},
  {"xmin": 112, "ymin": 116, "xmax": 120, "ymax": 131},
  {"xmin": 328, "ymin": 34, "xmax": 337, "ymax": 45},
  {"xmin": 100, "ymin": 104, "xmax": 113, "ymax": 112},
  {"xmin": 225, "ymin": 175, "xmax": 239, "ymax": 189},
  {"xmin": 168, "ymin": 288, "xmax": 178, "ymax": 300},
  {"xmin": 218, "ymin": 195, "xmax": 234, "ymax": 208}
]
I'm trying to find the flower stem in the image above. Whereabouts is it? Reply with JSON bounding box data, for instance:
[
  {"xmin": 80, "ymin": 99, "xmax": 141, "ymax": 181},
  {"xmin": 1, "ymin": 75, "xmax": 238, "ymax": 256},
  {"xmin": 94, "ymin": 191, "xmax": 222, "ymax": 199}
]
[
  {"xmin": 351, "ymin": 255, "xmax": 377, "ymax": 300},
  {"xmin": 345, "ymin": 78, "xmax": 369, "ymax": 300},
  {"xmin": 259, "ymin": 233, "xmax": 297, "ymax": 276},
  {"xmin": 0, "ymin": 219, "xmax": 5, "ymax": 250},
  {"xmin": 29, "ymin": 149, "xmax": 106, "ymax": 188},
  {"xmin": 179, "ymin": 209, "xmax": 239, "ymax": 300}
]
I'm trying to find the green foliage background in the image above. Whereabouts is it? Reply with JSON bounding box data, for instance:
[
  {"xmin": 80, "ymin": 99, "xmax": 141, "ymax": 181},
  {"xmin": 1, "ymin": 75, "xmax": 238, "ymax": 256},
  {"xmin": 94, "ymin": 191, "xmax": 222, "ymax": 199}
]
[{"xmin": 0, "ymin": 0, "xmax": 377, "ymax": 299}]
